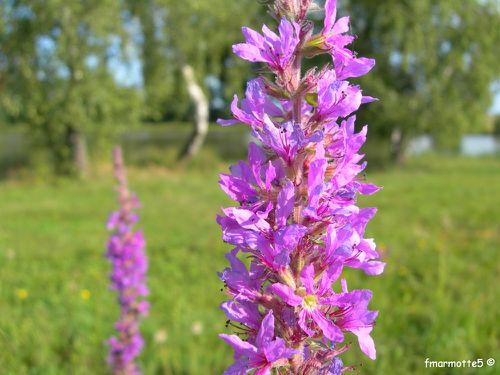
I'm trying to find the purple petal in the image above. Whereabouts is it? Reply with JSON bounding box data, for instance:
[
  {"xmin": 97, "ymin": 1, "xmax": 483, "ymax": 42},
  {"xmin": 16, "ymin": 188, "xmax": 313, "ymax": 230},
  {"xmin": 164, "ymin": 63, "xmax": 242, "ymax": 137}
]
[
  {"xmin": 275, "ymin": 180, "xmax": 295, "ymax": 227},
  {"xmin": 242, "ymin": 27, "xmax": 265, "ymax": 48},
  {"xmin": 353, "ymin": 208, "xmax": 377, "ymax": 236},
  {"xmin": 298, "ymin": 310, "xmax": 315, "ymax": 336},
  {"xmin": 357, "ymin": 238, "xmax": 378, "ymax": 258},
  {"xmin": 231, "ymin": 93, "xmax": 262, "ymax": 127},
  {"xmin": 219, "ymin": 174, "xmax": 257, "ymax": 202},
  {"xmin": 264, "ymin": 161, "xmax": 276, "ymax": 192},
  {"xmin": 361, "ymin": 95, "xmax": 378, "ymax": 104},
  {"xmin": 341, "ymin": 278, "xmax": 348, "ymax": 293},
  {"xmin": 220, "ymin": 334, "xmax": 258, "ymax": 358},
  {"xmin": 268, "ymin": 283, "xmax": 302, "ymax": 306},
  {"xmin": 248, "ymin": 143, "xmax": 266, "ymax": 176},
  {"xmin": 261, "ymin": 24, "xmax": 280, "ymax": 44},
  {"xmin": 350, "ymin": 327, "xmax": 376, "ymax": 360},
  {"xmin": 225, "ymin": 207, "xmax": 271, "ymax": 232},
  {"xmin": 221, "ymin": 300, "xmax": 261, "ymax": 330},
  {"xmin": 324, "ymin": 0, "xmax": 337, "ymax": 32},
  {"xmin": 300, "ymin": 264, "xmax": 315, "ymax": 294},
  {"xmin": 233, "ymin": 43, "xmax": 265, "ymax": 64},
  {"xmin": 359, "ymin": 260, "xmax": 386, "ymax": 276},
  {"xmin": 274, "ymin": 224, "xmax": 307, "ymax": 253},
  {"xmin": 307, "ymin": 145, "xmax": 327, "ymax": 209},
  {"xmin": 311, "ymin": 309, "xmax": 343, "ymax": 342},
  {"xmin": 223, "ymin": 358, "xmax": 249, "ymax": 375},
  {"xmin": 318, "ymin": 260, "xmax": 343, "ymax": 295},
  {"xmin": 263, "ymin": 337, "xmax": 297, "ymax": 363},
  {"xmin": 357, "ymin": 183, "xmax": 381, "ymax": 195},
  {"xmin": 217, "ymin": 215, "xmax": 263, "ymax": 250},
  {"xmin": 332, "ymin": 16, "xmax": 350, "ymax": 34},
  {"xmin": 320, "ymin": 357, "xmax": 343, "ymax": 375},
  {"xmin": 218, "ymin": 118, "xmax": 239, "ymax": 126},
  {"xmin": 338, "ymin": 58, "xmax": 376, "ymax": 80},
  {"xmin": 324, "ymin": 224, "xmax": 337, "ymax": 261},
  {"xmin": 254, "ymin": 365, "xmax": 272, "ymax": 375},
  {"xmin": 256, "ymin": 310, "xmax": 275, "ymax": 347},
  {"xmin": 226, "ymin": 249, "xmax": 247, "ymax": 273},
  {"xmin": 106, "ymin": 212, "xmax": 119, "ymax": 230}
]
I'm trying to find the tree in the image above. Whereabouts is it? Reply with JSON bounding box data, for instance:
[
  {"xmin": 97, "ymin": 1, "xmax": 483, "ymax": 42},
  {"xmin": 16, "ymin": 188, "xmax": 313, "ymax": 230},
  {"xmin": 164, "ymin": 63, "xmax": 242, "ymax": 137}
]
[
  {"xmin": 177, "ymin": 64, "xmax": 209, "ymax": 162},
  {"xmin": 0, "ymin": 0, "xmax": 140, "ymax": 175},
  {"xmin": 125, "ymin": 0, "xmax": 174, "ymax": 121},
  {"xmin": 343, "ymin": 0, "xmax": 500, "ymax": 161},
  {"xmin": 124, "ymin": 0, "xmax": 263, "ymax": 158}
]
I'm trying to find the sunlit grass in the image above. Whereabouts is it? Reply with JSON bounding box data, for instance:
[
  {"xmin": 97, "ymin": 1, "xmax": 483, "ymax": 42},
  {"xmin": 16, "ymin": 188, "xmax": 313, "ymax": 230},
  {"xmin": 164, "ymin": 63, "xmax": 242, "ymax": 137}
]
[{"xmin": 0, "ymin": 155, "xmax": 498, "ymax": 374}]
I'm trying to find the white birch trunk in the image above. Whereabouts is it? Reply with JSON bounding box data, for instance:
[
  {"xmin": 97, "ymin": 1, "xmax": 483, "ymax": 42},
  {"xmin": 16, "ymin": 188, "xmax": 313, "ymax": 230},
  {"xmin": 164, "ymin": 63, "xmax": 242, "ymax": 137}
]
[{"xmin": 178, "ymin": 64, "xmax": 209, "ymax": 161}]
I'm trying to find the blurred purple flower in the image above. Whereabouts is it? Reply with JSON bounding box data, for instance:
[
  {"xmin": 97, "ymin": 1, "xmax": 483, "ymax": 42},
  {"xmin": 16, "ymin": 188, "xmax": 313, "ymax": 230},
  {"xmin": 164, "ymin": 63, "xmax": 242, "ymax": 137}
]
[{"xmin": 106, "ymin": 146, "xmax": 148, "ymax": 375}]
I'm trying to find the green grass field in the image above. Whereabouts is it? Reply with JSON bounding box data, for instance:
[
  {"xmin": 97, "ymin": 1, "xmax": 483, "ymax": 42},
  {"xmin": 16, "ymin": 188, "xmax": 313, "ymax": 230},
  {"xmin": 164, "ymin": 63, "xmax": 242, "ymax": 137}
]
[{"xmin": 0, "ymin": 155, "xmax": 499, "ymax": 374}]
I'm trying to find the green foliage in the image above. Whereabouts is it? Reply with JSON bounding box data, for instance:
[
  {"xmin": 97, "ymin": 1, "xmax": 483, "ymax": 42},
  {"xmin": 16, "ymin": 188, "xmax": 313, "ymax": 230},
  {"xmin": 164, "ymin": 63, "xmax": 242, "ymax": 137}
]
[
  {"xmin": 0, "ymin": 157, "xmax": 499, "ymax": 374},
  {"xmin": 493, "ymin": 115, "xmax": 500, "ymax": 135},
  {"xmin": 0, "ymin": 0, "xmax": 141, "ymax": 174},
  {"xmin": 346, "ymin": 0, "xmax": 500, "ymax": 151},
  {"xmin": 125, "ymin": 0, "xmax": 262, "ymax": 121},
  {"xmin": 2, "ymin": 0, "xmax": 499, "ymax": 173},
  {"xmin": 0, "ymin": 123, "xmax": 251, "ymax": 178}
]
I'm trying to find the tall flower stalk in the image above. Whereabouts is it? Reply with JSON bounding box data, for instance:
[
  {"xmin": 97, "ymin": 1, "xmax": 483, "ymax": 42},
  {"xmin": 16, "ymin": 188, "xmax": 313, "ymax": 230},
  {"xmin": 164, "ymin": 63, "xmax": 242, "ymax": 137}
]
[
  {"xmin": 106, "ymin": 146, "xmax": 149, "ymax": 375},
  {"xmin": 217, "ymin": 1, "xmax": 384, "ymax": 373}
]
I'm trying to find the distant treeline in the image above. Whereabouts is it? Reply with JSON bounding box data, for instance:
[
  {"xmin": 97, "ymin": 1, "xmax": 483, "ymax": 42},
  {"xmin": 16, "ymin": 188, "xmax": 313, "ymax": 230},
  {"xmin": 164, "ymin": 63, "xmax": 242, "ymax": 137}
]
[{"xmin": 0, "ymin": 1, "xmax": 499, "ymax": 175}]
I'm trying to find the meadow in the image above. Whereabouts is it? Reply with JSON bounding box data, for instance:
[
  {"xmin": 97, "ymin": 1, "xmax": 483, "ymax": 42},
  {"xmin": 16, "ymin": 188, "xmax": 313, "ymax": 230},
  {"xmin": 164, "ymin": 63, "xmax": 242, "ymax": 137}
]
[{"xmin": 0, "ymin": 154, "xmax": 498, "ymax": 374}]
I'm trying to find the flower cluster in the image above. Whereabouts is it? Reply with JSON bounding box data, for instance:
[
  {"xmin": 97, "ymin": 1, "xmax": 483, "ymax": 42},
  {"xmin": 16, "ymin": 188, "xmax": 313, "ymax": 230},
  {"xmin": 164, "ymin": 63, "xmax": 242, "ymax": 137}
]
[
  {"xmin": 106, "ymin": 146, "xmax": 149, "ymax": 375},
  {"xmin": 217, "ymin": 1, "xmax": 384, "ymax": 374}
]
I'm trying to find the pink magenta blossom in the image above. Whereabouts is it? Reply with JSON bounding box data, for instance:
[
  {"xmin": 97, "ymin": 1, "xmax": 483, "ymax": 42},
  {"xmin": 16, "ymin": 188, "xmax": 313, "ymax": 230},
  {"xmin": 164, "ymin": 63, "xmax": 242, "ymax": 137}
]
[
  {"xmin": 233, "ymin": 18, "xmax": 301, "ymax": 72},
  {"xmin": 220, "ymin": 311, "xmax": 297, "ymax": 375},
  {"xmin": 218, "ymin": 1, "xmax": 384, "ymax": 373}
]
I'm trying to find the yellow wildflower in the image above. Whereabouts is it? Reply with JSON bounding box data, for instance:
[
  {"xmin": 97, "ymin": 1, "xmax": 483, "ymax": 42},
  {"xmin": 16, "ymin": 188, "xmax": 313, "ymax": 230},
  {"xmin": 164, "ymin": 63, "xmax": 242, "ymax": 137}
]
[
  {"xmin": 16, "ymin": 289, "xmax": 28, "ymax": 300},
  {"xmin": 80, "ymin": 289, "xmax": 91, "ymax": 300}
]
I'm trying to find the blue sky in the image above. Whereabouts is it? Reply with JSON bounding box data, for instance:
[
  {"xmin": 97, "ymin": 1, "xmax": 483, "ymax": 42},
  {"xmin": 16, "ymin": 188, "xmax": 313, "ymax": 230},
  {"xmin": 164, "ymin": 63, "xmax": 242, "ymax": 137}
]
[{"xmin": 492, "ymin": 93, "xmax": 500, "ymax": 114}]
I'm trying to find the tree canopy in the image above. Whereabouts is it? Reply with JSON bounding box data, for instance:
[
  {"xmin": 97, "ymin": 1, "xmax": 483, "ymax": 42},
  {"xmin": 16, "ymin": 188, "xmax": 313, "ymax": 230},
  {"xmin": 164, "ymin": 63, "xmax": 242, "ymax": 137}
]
[
  {"xmin": 0, "ymin": 0, "xmax": 140, "ymax": 174},
  {"xmin": 345, "ymin": 0, "xmax": 500, "ymax": 157},
  {"xmin": 0, "ymin": 0, "xmax": 499, "ymax": 173},
  {"xmin": 126, "ymin": 0, "xmax": 262, "ymax": 121}
]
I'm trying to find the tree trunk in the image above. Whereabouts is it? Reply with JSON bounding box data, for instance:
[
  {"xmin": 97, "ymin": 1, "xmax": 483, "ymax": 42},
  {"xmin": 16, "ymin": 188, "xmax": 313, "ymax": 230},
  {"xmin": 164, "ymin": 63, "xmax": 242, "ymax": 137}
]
[
  {"xmin": 48, "ymin": 123, "xmax": 73, "ymax": 176},
  {"xmin": 178, "ymin": 64, "xmax": 209, "ymax": 162},
  {"xmin": 49, "ymin": 124, "xmax": 89, "ymax": 176},
  {"xmin": 389, "ymin": 127, "xmax": 408, "ymax": 165},
  {"xmin": 70, "ymin": 129, "xmax": 89, "ymax": 177}
]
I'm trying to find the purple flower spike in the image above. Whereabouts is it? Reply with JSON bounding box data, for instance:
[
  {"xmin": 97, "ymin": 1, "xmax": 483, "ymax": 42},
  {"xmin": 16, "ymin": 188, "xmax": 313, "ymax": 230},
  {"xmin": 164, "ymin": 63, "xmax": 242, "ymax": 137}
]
[
  {"xmin": 106, "ymin": 146, "xmax": 148, "ymax": 375},
  {"xmin": 218, "ymin": 1, "xmax": 383, "ymax": 373}
]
